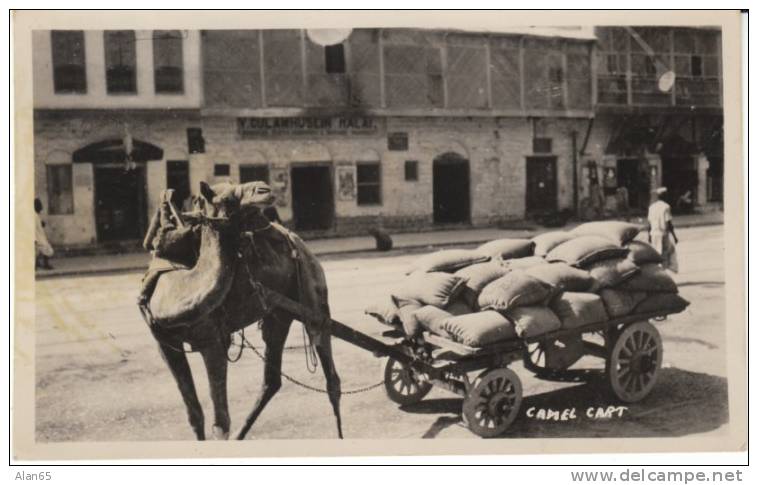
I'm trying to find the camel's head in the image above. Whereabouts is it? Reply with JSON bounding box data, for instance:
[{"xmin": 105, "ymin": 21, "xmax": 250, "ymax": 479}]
[{"xmin": 193, "ymin": 180, "xmax": 276, "ymax": 225}]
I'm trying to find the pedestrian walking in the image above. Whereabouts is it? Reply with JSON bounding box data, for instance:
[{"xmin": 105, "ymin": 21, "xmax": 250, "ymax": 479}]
[
  {"xmin": 34, "ymin": 198, "xmax": 54, "ymax": 270},
  {"xmin": 647, "ymin": 187, "xmax": 679, "ymax": 273}
]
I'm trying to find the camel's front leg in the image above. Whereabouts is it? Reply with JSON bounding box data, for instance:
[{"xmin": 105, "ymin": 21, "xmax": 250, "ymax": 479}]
[
  {"xmin": 158, "ymin": 342, "xmax": 205, "ymax": 440},
  {"xmin": 236, "ymin": 314, "xmax": 293, "ymax": 440},
  {"xmin": 200, "ymin": 340, "xmax": 231, "ymax": 440}
]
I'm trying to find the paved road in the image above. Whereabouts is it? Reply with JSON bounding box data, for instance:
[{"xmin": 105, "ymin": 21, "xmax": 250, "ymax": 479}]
[{"xmin": 34, "ymin": 225, "xmax": 728, "ymax": 441}]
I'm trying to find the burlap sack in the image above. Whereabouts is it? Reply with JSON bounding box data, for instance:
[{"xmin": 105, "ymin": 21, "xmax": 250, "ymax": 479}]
[
  {"xmin": 396, "ymin": 300, "xmax": 424, "ymax": 336},
  {"xmin": 504, "ymin": 306, "xmax": 562, "ymax": 338},
  {"xmin": 626, "ymin": 240, "xmax": 665, "ymax": 265},
  {"xmin": 442, "ymin": 311, "xmax": 518, "ymax": 347},
  {"xmin": 550, "ymin": 292, "xmax": 609, "ymax": 330},
  {"xmin": 526, "ymin": 262, "xmax": 595, "ymax": 292},
  {"xmin": 546, "ymin": 235, "xmax": 629, "ymax": 268},
  {"xmin": 413, "ymin": 305, "xmax": 453, "ymax": 336},
  {"xmin": 477, "ymin": 238, "xmax": 535, "ymax": 260},
  {"xmin": 392, "ymin": 272, "xmax": 468, "ymax": 308},
  {"xmin": 407, "ymin": 249, "xmax": 490, "ymax": 274},
  {"xmin": 455, "ymin": 261, "xmax": 511, "ymax": 308},
  {"xmin": 532, "ymin": 231, "xmax": 576, "ymax": 256},
  {"xmin": 600, "ymin": 289, "xmax": 649, "ymax": 318},
  {"xmin": 634, "ymin": 293, "xmax": 690, "ymax": 314},
  {"xmin": 364, "ymin": 295, "xmax": 399, "ymax": 326},
  {"xmin": 478, "ymin": 271, "xmax": 554, "ymax": 312},
  {"xmin": 617, "ymin": 263, "xmax": 678, "ymax": 293},
  {"xmin": 571, "ymin": 221, "xmax": 643, "ymax": 246},
  {"xmin": 586, "ymin": 257, "xmax": 640, "ymax": 290},
  {"xmin": 502, "ymin": 255, "xmax": 549, "ymax": 270}
]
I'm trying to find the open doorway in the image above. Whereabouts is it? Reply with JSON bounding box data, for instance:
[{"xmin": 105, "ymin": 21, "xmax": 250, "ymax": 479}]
[
  {"xmin": 525, "ymin": 156, "xmax": 558, "ymax": 215},
  {"xmin": 291, "ymin": 164, "xmax": 334, "ymax": 231},
  {"xmin": 433, "ymin": 153, "xmax": 470, "ymax": 224},
  {"xmin": 94, "ymin": 165, "xmax": 147, "ymax": 242}
]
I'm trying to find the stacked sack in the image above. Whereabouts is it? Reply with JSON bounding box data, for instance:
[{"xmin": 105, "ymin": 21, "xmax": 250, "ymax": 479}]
[{"xmin": 365, "ymin": 221, "xmax": 689, "ymax": 349}]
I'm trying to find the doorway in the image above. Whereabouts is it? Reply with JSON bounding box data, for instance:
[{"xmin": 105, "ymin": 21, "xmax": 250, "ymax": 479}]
[
  {"xmin": 662, "ymin": 156, "xmax": 698, "ymax": 213},
  {"xmin": 617, "ymin": 158, "xmax": 643, "ymax": 210},
  {"xmin": 291, "ymin": 164, "xmax": 334, "ymax": 231},
  {"xmin": 166, "ymin": 160, "xmax": 191, "ymax": 210},
  {"xmin": 525, "ymin": 156, "xmax": 558, "ymax": 214},
  {"xmin": 433, "ymin": 153, "xmax": 470, "ymax": 224},
  {"xmin": 239, "ymin": 164, "xmax": 270, "ymax": 184},
  {"xmin": 94, "ymin": 165, "xmax": 147, "ymax": 242}
]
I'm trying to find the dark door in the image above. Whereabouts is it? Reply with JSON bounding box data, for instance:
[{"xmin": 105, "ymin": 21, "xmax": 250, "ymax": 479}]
[
  {"xmin": 662, "ymin": 156, "xmax": 698, "ymax": 213},
  {"xmin": 291, "ymin": 165, "xmax": 334, "ymax": 231},
  {"xmin": 94, "ymin": 166, "xmax": 147, "ymax": 242},
  {"xmin": 433, "ymin": 154, "xmax": 470, "ymax": 224},
  {"xmin": 706, "ymin": 156, "xmax": 723, "ymax": 202},
  {"xmin": 239, "ymin": 164, "xmax": 270, "ymax": 184},
  {"xmin": 166, "ymin": 160, "xmax": 191, "ymax": 209},
  {"xmin": 526, "ymin": 156, "xmax": 558, "ymax": 214},
  {"xmin": 617, "ymin": 158, "xmax": 641, "ymax": 209}
]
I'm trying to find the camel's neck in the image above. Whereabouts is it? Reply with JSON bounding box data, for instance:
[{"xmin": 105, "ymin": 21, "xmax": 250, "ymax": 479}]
[
  {"xmin": 241, "ymin": 210, "xmax": 272, "ymax": 233},
  {"xmin": 197, "ymin": 223, "xmax": 233, "ymax": 265}
]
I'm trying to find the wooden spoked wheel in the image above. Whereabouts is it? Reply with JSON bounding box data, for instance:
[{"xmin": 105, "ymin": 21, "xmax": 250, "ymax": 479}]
[
  {"xmin": 383, "ymin": 358, "xmax": 432, "ymax": 406},
  {"xmin": 462, "ymin": 367, "xmax": 523, "ymax": 438},
  {"xmin": 606, "ymin": 321, "xmax": 663, "ymax": 403}
]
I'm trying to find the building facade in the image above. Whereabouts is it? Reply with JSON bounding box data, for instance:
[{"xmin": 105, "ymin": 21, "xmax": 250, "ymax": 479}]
[{"xmin": 32, "ymin": 26, "xmax": 722, "ymax": 249}]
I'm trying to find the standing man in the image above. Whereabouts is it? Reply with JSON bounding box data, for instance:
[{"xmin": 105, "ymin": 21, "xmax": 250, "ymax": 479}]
[
  {"xmin": 647, "ymin": 187, "xmax": 679, "ymax": 273},
  {"xmin": 34, "ymin": 198, "xmax": 54, "ymax": 270}
]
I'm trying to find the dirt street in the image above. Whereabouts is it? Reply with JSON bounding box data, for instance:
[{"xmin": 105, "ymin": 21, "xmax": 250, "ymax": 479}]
[{"xmin": 34, "ymin": 225, "xmax": 728, "ymax": 441}]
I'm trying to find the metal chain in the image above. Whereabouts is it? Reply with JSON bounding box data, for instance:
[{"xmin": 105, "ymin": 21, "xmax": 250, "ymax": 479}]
[{"xmin": 234, "ymin": 332, "xmax": 384, "ymax": 395}]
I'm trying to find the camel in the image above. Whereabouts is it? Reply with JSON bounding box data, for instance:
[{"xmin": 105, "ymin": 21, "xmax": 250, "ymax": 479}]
[{"xmin": 139, "ymin": 181, "xmax": 342, "ymax": 440}]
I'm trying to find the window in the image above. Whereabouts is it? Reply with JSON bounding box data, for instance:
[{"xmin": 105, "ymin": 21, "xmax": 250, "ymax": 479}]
[
  {"xmin": 388, "ymin": 132, "xmax": 409, "ymax": 151},
  {"xmin": 104, "ymin": 30, "xmax": 137, "ymax": 93},
  {"xmin": 533, "ymin": 138, "xmax": 553, "ymax": 154},
  {"xmin": 153, "ymin": 30, "xmax": 184, "ymax": 93},
  {"xmin": 187, "ymin": 127, "xmax": 205, "ymax": 154},
  {"xmin": 356, "ymin": 162, "xmax": 381, "ymax": 205},
  {"xmin": 548, "ymin": 66, "xmax": 563, "ymax": 83},
  {"xmin": 214, "ymin": 164, "xmax": 230, "ymax": 176},
  {"xmin": 691, "ymin": 55, "xmax": 703, "ymax": 77},
  {"xmin": 46, "ymin": 165, "xmax": 74, "ymax": 215},
  {"xmin": 51, "ymin": 30, "xmax": 87, "ymax": 93},
  {"xmin": 404, "ymin": 161, "xmax": 419, "ymax": 181},
  {"xmin": 324, "ymin": 44, "xmax": 346, "ymax": 74}
]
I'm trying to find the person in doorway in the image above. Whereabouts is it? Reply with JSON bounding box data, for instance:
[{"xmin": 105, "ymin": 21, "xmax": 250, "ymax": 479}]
[
  {"xmin": 616, "ymin": 185, "xmax": 630, "ymax": 221},
  {"xmin": 646, "ymin": 187, "xmax": 679, "ymax": 273},
  {"xmin": 34, "ymin": 198, "xmax": 54, "ymax": 270}
]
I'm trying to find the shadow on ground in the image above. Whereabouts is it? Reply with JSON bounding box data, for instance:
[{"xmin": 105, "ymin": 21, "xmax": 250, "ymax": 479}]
[{"xmin": 400, "ymin": 368, "xmax": 728, "ymax": 439}]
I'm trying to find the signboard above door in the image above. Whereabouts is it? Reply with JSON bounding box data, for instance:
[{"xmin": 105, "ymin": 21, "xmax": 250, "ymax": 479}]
[{"xmin": 237, "ymin": 117, "xmax": 382, "ymax": 138}]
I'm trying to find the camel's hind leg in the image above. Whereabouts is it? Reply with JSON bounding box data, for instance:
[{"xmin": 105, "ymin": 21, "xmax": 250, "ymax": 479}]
[
  {"xmin": 235, "ymin": 313, "xmax": 293, "ymax": 440},
  {"xmin": 158, "ymin": 342, "xmax": 205, "ymax": 440},
  {"xmin": 310, "ymin": 330, "xmax": 343, "ymax": 439}
]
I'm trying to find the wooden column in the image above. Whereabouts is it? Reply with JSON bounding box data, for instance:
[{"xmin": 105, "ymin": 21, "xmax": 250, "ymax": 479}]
[
  {"xmin": 258, "ymin": 30, "xmax": 267, "ymax": 108},
  {"xmin": 378, "ymin": 29, "xmax": 386, "ymax": 108},
  {"xmin": 485, "ymin": 37, "xmax": 493, "ymax": 109}
]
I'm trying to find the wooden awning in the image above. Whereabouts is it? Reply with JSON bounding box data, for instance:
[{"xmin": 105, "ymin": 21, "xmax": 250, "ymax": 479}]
[{"xmin": 72, "ymin": 139, "xmax": 163, "ymax": 164}]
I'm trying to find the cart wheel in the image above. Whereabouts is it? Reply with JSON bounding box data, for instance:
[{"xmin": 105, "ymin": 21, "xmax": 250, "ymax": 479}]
[
  {"xmin": 607, "ymin": 321, "xmax": 663, "ymax": 403},
  {"xmin": 462, "ymin": 367, "xmax": 522, "ymax": 438},
  {"xmin": 383, "ymin": 358, "xmax": 432, "ymax": 406}
]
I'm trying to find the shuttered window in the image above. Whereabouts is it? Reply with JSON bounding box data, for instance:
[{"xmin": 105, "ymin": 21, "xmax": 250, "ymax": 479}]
[
  {"xmin": 104, "ymin": 30, "xmax": 137, "ymax": 94},
  {"xmin": 153, "ymin": 30, "xmax": 184, "ymax": 93},
  {"xmin": 356, "ymin": 162, "xmax": 381, "ymax": 205},
  {"xmin": 51, "ymin": 30, "xmax": 87, "ymax": 93}
]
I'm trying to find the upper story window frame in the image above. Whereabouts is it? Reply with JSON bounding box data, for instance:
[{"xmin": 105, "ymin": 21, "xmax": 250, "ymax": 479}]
[
  {"xmin": 153, "ymin": 30, "xmax": 185, "ymax": 94},
  {"xmin": 51, "ymin": 30, "xmax": 87, "ymax": 94},
  {"xmin": 104, "ymin": 30, "xmax": 138, "ymax": 95}
]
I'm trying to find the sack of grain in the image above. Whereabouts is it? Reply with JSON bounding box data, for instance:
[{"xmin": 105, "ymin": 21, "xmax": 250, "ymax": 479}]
[
  {"xmin": 550, "ymin": 292, "xmax": 609, "ymax": 330},
  {"xmin": 600, "ymin": 289, "xmax": 648, "ymax": 318},
  {"xmin": 571, "ymin": 221, "xmax": 643, "ymax": 246},
  {"xmin": 634, "ymin": 293, "xmax": 690, "ymax": 314},
  {"xmin": 546, "ymin": 235, "xmax": 629, "ymax": 268},
  {"xmin": 455, "ymin": 261, "xmax": 511, "ymax": 307},
  {"xmin": 413, "ymin": 305, "xmax": 453, "ymax": 336},
  {"xmin": 396, "ymin": 300, "xmax": 424, "ymax": 336},
  {"xmin": 478, "ymin": 271, "xmax": 554, "ymax": 312},
  {"xmin": 364, "ymin": 295, "xmax": 399, "ymax": 326},
  {"xmin": 477, "ymin": 238, "xmax": 535, "ymax": 260},
  {"xmin": 504, "ymin": 306, "xmax": 562, "ymax": 338},
  {"xmin": 532, "ymin": 231, "xmax": 576, "ymax": 256},
  {"xmin": 626, "ymin": 240, "xmax": 665, "ymax": 265},
  {"xmin": 442, "ymin": 311, "xmax": 518, "ymax": 347},
  {"xmin": 392, "ymin": 271, "xmax": 468, "ymax": 308},
  {"xmin": 586, "ymin": 257, "xmax": 640, "ymax": 290},
  {"xmin": 617, "ymin": 263, "xmax": 678, "ymax": 293},
  {"xmin": 525, "ymin": 262, "xmax": 595, "ymax": 292},
  {"xmin": 502, "ymin": 255, "xmax": 548, "ymax": 270},
  {"xmin": 407, "ymin": 249, "xmax": 490, "ymax": 275}
]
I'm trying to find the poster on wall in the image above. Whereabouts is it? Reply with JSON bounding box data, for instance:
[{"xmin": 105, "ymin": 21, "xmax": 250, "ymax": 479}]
[{"xmin": 336, "ymin": 164, "xmax": 356, "ymax": 201}]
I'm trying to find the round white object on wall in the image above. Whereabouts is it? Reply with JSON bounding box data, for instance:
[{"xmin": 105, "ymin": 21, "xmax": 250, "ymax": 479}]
[
  {"xmin": 306, "ymin": 29, "xmax": 352, "ymax": 46},
  {"xmin": 658, "ymin": 70, "xmax": 676, "ymax": 93}
]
